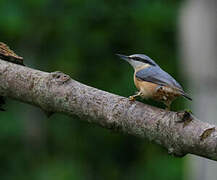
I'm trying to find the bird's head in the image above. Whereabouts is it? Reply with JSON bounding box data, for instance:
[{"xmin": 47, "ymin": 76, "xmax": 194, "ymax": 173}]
[{"xmin": 117, "ymin": 54, "xmax": 158, "ymax": 70}]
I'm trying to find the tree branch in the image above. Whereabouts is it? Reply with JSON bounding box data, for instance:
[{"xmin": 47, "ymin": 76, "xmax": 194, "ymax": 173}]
[{"xmin": 0, "ymin": 59, "xmax": 217, "ymax": 161}]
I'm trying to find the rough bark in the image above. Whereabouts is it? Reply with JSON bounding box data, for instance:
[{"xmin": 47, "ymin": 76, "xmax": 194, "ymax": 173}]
[{"xmin": 0, "ymin": 59, "xmax": 217, "ymax": 161}]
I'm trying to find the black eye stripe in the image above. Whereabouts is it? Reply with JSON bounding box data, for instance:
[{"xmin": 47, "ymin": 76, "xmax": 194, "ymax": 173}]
[
  {"xmin": 131, "ymin": 57, "xmax": 142, "ymax": 61},
  {"xmin": 130, "ymin": 57, "xmax": 156, "ymax": 66}
]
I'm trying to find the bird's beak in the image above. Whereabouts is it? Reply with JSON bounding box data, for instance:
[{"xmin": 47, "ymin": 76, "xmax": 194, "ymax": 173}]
[{"xmin": 116, "ymin": 54, "xmax": 130, "ymax": 62}]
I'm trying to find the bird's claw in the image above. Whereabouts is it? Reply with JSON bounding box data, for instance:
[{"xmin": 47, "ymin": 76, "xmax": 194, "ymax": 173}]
[{"xmin": 128, "ymin": 96, "xmax": 136, "ymax": 101}]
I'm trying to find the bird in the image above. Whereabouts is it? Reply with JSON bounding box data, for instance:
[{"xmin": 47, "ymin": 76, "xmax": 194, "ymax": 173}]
[{"xmin": 117, "ymin": 54, "xmax": 192, "ymax": 110}]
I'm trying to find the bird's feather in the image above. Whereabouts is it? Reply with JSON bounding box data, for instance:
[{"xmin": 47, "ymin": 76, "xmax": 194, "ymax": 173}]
[
  {"xmin": 135, "ymin": 66, "xmax": 192, "ymax": 101},
  {"xmin": 135, "ymin": 66, "xmax": 183, "ymax": 91}
]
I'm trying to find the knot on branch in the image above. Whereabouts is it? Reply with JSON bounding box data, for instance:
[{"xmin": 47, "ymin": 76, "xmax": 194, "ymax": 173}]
[
  {"xmin": 176, "ymin": 111, "xmax": 193, "ymax": 127},
  {"xmin": 200, "ymin": 127, "xmax": 215, "ymax": 141},
  {"xmin": 49, "ymin": 71, "xmax": 71, "ymax": 85}
]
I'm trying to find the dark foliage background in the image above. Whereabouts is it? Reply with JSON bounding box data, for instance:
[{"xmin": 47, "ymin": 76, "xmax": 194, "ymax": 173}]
[{"xmin": 0, "ymin": 0, "xmax": 188, "ymax": 179}]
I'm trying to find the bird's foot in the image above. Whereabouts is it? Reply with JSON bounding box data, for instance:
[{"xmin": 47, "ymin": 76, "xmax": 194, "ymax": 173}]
[
  {"xmin": 165, "ymin": 106, "xmax": 170, "ymax": 111},
  {"xmin": 164, "ymin": 101, "xmax": 171, "ymax": 111},
  {"xmin": 128, "ymin": 91, "xmax": 142, "ymax": 101},
  {"xmin": 128, "ymin": 95, "xmax": 136, "ymax": 101}
]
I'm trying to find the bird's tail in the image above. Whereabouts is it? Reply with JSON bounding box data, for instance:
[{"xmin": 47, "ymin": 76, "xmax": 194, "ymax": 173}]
[{"xmin": 181, "ymin": 92, "xmax": 192, "ymax": 101}]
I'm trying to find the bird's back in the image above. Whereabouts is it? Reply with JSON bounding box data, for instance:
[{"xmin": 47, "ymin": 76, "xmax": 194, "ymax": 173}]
[{"xmin": 136, "ymin": 66, "xmax": 183, "ymax": 90}]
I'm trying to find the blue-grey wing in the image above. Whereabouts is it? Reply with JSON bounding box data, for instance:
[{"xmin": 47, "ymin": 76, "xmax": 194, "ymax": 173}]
[{"xmin": 135, "ymin": 66, "xmax": 183, "ymax": 90}]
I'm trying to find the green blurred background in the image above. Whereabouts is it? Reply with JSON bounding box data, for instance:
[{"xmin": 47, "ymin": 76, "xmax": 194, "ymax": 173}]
[{"xmin": 0, "ymin": 0, "xmax": 188, "ymax": 179}]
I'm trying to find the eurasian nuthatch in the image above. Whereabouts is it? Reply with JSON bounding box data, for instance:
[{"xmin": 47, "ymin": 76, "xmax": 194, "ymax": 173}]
[{"xmin": 117, "ymin": 54, "xmax": 192, "ymax": 109}]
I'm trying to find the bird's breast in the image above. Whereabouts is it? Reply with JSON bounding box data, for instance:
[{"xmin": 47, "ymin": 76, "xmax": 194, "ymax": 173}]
[
  {"xmin": 133, "ymin": 75, "xmax": 181, "ymax": 101},
  {"xmin": 134, "ymin": 75, "xmax": 158, "ymax": 98}
]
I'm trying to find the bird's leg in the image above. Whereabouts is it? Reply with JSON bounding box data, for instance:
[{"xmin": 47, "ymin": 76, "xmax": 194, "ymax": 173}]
[
  {"xmin": 128, "ymin": 91, "xmax": 142, "ymax": 101},
  {"xmin": 164, "ymin": 101, "xmax": 171, "ymax": 111}
]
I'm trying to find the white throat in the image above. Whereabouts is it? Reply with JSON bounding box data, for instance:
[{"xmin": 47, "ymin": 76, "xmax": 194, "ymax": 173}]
[{"xmin": 128, "ymin": 60, "xmax": 150, "ymax": 71}]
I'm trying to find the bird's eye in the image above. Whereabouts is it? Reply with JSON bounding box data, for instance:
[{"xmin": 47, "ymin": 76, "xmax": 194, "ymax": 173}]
[{"xmin": 131, "ymin": 57, "xmax": 141, "ymax": 61}]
